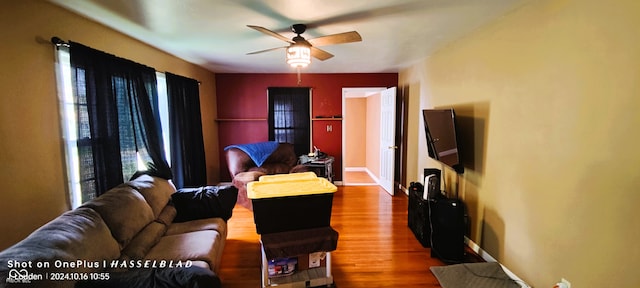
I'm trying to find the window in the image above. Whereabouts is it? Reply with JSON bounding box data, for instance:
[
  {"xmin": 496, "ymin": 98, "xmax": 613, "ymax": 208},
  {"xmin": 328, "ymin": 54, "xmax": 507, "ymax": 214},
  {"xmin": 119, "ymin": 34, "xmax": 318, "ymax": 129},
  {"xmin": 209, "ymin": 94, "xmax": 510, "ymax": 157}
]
[
  {"xmin": 267, "ymin": 87, "xmax": 311, "ymax": 156},
  {"xmin": 55, "ymin": 47, "xmax": 170, "ymax": 208},
  {"xmin": 156, "ymin": 72, "xmax": 171, "ymax": 166},
  {"xmin": 55, "ymin": 48, "xmax": 83, "ymax": 207}
]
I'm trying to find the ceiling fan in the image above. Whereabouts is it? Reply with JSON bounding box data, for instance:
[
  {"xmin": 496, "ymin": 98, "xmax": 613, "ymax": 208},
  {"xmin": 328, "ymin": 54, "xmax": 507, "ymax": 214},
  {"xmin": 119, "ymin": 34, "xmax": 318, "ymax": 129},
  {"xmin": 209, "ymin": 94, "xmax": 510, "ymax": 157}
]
[{"xmin": 246, "ymin": 24, "xmax": 362, "ymax": 66}]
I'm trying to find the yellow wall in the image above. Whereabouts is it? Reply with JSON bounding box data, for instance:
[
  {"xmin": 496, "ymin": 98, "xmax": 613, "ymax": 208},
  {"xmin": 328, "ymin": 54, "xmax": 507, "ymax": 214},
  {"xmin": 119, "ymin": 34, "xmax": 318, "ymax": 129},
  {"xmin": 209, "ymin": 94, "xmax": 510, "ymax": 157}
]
[
  {"xmin": 365, "ymin": 93, "xmax": 381, "ymax": 178},
  {"xmin": 344, "ymin": 94, "xmax": 382, "ymax": 179},
  {"xmin": 0, "ymin": 1, "xmax": 218, "ymax": 250},
  {"xmin": 401, "ymin": 0, "xmax": 640, "ymax": 286},
  {"xmin": 344, "ymin": 97, "xmax": 367, "ymax": 167}
]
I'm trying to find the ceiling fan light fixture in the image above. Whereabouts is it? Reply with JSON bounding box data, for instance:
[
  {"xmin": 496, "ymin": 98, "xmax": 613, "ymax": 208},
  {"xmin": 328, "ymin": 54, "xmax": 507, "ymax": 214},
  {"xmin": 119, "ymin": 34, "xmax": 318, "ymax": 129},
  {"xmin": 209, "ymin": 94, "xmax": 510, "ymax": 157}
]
[{"xmin": 286, "ymin": 44, "xmax": 311, "ymax": 68}]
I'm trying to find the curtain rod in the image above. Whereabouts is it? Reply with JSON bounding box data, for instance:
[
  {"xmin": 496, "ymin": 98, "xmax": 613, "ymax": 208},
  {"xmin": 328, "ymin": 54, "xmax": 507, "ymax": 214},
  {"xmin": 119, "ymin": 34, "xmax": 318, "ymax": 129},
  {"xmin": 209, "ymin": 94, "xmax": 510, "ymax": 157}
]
[
  {"xmin": 51, "ymin": 36, "xmax": 70, "ymax": 48},
  {"xmin": 50, "ymin": 36, "xmax": 201, "ymax": 85}
]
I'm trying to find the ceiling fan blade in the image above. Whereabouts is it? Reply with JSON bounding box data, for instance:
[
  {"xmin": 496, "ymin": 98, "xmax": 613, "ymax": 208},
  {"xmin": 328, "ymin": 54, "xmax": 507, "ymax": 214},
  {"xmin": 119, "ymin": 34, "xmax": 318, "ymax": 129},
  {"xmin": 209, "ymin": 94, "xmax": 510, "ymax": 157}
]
[
  {"xmin": 246, "ymin": 46, "xmax": 287, "ymax": 55},
  {"xmin": 308, "ymin": 31, "xmax": 362, "ymax": 47},
  {"xmin": 247, "ymin": 25, "xmax": 294, "ymax": 44},
  {"xmin": 311, "ymin": 47, "xmax": 334, "ymax": 61}
]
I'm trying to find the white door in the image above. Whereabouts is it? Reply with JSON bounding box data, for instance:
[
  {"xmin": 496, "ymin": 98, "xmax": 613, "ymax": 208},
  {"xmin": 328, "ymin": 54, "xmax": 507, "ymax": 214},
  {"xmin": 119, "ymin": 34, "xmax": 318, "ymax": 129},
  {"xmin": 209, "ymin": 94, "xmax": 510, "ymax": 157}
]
[{"xmin": 379, "ymin": 87, "xmax": 397, "ymax": 195}]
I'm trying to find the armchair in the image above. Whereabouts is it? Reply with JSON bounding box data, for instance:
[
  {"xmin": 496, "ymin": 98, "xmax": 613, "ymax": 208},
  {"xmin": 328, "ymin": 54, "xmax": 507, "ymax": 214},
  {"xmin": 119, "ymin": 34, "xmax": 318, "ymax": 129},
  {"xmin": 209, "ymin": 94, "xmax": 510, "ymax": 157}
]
[{"xmin": 225, "ymin": 142, "xmax": 308, "ymax": 210}]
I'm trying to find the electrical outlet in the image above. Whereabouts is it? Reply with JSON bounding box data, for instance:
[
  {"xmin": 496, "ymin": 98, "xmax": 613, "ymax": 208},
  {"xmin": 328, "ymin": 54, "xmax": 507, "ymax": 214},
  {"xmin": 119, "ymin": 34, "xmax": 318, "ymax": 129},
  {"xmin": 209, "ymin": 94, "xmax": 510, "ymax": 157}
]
[{"xmin": 557, "ymin": 278, "xmax": 571, "ymax": 288}]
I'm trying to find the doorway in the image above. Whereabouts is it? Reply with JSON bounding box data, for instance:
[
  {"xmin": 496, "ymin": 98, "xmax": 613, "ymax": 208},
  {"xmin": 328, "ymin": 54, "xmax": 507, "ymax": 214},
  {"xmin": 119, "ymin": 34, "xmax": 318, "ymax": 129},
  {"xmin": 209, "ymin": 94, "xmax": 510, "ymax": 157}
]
[{"xmin": 341, "ymin": 87, "xmax": 386, "ymax": 186}]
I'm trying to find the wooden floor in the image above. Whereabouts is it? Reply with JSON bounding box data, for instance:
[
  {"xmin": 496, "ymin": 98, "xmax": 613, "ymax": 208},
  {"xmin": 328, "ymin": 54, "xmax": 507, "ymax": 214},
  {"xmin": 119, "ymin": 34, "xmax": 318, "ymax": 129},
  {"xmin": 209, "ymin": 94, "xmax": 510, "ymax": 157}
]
[
  {"xmin": 342, "ymin": 171, "xmax": 376, "ymax": 185},
  {"xmin": 218, "ymin": 185, "xmax": 461, "ymax": 287}
]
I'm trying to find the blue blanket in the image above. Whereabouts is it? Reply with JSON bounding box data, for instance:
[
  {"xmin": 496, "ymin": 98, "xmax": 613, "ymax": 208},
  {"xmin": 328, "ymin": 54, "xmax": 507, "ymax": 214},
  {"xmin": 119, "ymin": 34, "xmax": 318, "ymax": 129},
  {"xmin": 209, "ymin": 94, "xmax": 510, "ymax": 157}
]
[{"xmin": 224, "ymin": 141, "xmax": 280, "ymax": 167}]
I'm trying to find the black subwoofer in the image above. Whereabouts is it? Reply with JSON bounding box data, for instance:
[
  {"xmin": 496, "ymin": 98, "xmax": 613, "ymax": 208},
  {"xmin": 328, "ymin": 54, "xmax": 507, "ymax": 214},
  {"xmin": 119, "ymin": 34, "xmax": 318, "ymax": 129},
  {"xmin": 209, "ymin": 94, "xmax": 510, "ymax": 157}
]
[{"xmin": 429, "ymin": 197, "xmax": 465, "ymax": 264}]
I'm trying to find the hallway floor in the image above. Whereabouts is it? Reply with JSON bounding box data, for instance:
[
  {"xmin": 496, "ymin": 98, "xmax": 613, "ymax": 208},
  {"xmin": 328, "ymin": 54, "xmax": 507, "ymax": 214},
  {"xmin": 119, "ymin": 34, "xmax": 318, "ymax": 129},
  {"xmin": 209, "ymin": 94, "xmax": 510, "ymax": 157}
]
[{"xmin": 342, "ymin": 170, "xmax": 377, "ymax": 185}]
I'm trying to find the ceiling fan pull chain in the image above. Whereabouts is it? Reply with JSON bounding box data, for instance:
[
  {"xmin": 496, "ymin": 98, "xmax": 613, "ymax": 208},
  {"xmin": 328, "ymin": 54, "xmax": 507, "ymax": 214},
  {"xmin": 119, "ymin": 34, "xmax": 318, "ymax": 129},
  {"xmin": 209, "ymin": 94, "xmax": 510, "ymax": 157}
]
[{"xmin": 297, "ymin": 67, "xmax": 302, "ymax": 85}]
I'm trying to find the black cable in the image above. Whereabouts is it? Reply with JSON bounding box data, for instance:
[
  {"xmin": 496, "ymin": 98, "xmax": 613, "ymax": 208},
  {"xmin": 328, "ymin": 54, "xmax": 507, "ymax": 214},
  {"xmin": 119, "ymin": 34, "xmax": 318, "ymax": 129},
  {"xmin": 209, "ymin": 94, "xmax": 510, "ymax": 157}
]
[{"xmin": 461, "ymin": 263, "xmax": 518, "ymax": 282}]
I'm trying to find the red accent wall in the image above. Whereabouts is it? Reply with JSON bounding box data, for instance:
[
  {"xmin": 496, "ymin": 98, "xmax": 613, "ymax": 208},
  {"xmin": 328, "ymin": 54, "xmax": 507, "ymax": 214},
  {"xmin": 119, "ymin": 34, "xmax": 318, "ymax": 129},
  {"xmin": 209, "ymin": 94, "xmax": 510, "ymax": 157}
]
[{"xmin": 216, "ymin": 73, "xmax": 398, "ymax": 181}]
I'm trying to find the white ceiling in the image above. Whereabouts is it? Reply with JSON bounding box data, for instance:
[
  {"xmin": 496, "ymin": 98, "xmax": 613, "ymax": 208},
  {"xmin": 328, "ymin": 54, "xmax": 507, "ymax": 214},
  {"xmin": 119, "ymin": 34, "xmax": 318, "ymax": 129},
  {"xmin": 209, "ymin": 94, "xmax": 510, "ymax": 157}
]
[{"xmin": 49, "ymin": 0, "xmax": 530, "ymax": 74}]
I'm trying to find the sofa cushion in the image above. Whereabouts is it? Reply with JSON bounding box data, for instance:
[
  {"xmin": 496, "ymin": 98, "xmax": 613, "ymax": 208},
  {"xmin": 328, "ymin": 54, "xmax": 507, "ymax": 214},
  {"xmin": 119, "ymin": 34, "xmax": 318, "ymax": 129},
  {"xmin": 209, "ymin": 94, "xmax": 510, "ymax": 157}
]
[
  {"xmin": 166, "ymin": 218, "xmax": 227, "ymax": 239},
  {"xmin": 0, "ymin": 207, "xmax": 120, "ymax": 278},
  {"xmin": 155, "ymin": 204, "xmax": 177, "ymax": 225},
  {"xmin": 125, "ymin": 175, "xmax": 176, "ymax": 218},
  {"xmin": 145, "ymin": 230, "xmax": 223, "ymax": 273},
  {"xmin": 120, "ymin": 221, "xmax": 167, "ymax": 260},
  {"xmin": 172, "ymin": 185, "xmax": 238, "ymax": 222},
  {"xmin": 81, "ymin": 186, "xmax": 155, "ymax": 248}
]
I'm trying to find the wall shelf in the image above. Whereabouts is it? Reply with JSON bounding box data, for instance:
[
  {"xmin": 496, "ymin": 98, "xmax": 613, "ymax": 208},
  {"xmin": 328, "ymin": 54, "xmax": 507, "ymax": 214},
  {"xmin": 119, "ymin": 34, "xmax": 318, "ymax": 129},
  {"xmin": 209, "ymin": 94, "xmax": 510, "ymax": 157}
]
[
  {"xmin": 216, "ymin": 118, "xmax": 267, "ymax": 122},
  {"xmin": 312, "ymin": 118, "xmax": 342, "ymax": 121}
]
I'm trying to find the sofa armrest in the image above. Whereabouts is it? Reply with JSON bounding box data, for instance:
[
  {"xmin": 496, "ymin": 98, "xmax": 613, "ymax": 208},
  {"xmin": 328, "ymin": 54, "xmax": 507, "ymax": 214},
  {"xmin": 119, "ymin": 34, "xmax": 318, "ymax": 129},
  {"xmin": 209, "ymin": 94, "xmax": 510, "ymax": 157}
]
[{"xmin": 225, "ymin": 148, "xmax": 256, "ymax": 177}]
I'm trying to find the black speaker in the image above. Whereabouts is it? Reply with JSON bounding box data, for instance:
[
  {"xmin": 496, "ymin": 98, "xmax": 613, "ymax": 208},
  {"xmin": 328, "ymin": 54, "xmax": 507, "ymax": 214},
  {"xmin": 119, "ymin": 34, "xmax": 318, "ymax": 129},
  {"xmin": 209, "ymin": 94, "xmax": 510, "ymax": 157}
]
[
  {"xmin": 423, "ymin": 168, "xmax": 441, "ymax": 199},
  {"xmin": 408, "ymin": 182, "xmax": 431, "ymax": 247},
  {"xmin": 409, "ymin": 181, "xmax": 424, "ymax": 199},
  {"xmin": 429, "ymin": 197, "xmax": 465, "ymax": 264},
  {"xmin": 409, "ymin": 199, "xmax": 429, "ymax": 247}
]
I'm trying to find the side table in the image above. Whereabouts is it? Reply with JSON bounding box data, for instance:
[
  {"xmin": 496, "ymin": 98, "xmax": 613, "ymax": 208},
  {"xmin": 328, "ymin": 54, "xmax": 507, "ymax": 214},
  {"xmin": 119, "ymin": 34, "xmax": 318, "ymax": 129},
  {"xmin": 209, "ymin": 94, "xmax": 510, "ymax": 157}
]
[{"xmin": 300, "ymin": 156, "xmax": 334, "ymax": 182}]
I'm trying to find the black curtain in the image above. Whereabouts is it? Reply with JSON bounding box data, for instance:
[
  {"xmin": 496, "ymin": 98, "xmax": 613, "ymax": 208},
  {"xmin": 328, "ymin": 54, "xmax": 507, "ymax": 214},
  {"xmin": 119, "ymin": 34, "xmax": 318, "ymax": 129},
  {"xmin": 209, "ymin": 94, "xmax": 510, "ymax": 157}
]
[
  {"xmin": 166, "ymin": 72, "xmax": 207, "ymax": 189},
  {"xmin": 267, "ymin": 87, "xmax": 311, "ymax": 156},
  {"xmin": 69, "ymin": 41, "xmax": 171, "ymax": 197}
]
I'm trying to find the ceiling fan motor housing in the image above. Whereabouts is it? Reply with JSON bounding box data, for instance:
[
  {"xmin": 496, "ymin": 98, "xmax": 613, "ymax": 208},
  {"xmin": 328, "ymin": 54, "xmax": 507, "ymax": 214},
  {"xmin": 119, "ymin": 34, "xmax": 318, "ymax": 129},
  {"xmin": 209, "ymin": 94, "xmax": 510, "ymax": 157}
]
[{"xmin": 291, "ymin": 24, "xmax": 307, "ymax": 35}]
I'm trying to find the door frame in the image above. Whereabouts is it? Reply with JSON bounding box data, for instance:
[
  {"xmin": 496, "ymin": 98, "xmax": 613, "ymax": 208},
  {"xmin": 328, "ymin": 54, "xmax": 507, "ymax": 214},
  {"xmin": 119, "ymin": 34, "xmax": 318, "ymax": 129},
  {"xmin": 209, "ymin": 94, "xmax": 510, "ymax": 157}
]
[{"xmin": 341, "ymin": 87, "xmax": 387, "ymax": 186}]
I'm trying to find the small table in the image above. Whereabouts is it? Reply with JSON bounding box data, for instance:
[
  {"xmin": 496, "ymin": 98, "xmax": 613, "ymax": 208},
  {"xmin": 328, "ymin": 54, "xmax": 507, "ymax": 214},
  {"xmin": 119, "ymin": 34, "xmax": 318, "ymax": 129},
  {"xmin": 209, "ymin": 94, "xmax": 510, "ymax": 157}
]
[
  {"xmin": 260, "ymin": 227, "xmax": 338, "ymax": 288},
  {"xmin": 300, "ymin": 156, "xmax": 334, "ymax": 182}
]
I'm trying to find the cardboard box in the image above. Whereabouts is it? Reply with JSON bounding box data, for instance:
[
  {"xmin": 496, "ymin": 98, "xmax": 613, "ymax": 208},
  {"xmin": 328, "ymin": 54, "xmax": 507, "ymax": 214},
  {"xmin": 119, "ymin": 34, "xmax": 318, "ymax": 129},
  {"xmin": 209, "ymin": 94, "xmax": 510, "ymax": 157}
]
[{"xmin": 267, "ymin": 257, "xmax": 298, "ymax": 278}]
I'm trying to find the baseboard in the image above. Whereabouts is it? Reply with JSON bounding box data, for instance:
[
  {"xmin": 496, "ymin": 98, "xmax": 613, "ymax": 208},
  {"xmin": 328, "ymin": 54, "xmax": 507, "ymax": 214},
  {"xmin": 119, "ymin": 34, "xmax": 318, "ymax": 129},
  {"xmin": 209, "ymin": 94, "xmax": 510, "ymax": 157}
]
[
  {"xmin": 401, "ymin": 185, "xmax": 409, "ymax": 195},
  {"xmin": 464, "ymin": 237, "xmax": 531, "ymax": 288},
  {"xmin": 344, "ymin": 167, "xmax": 367, "ymax": 172}
]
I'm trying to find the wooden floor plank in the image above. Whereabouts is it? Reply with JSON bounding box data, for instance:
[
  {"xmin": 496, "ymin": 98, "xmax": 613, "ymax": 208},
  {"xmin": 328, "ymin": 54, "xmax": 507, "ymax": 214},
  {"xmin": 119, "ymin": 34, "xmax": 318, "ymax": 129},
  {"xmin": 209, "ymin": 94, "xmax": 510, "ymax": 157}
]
[
  {"xmin": 218, "ymin": 185, "xmax": 463, "ymax": 287},
  {"xmin": 343, "ymin": 171, "xmax": 376, "ymax": 185}
]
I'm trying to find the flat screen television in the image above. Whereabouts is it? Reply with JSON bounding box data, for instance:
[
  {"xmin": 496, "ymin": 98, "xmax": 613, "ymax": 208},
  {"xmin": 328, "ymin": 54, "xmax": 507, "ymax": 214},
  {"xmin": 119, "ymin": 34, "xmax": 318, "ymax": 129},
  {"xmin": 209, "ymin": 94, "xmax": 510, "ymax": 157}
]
[{"xmin": 422, "ymin": 109, "xmax": 464, "ymax": 174}]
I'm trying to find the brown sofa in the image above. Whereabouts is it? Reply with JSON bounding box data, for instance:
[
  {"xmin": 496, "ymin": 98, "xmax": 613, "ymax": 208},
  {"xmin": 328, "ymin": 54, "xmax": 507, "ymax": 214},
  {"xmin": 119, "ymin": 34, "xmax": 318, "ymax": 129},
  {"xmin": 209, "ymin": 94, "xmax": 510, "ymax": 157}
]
[
  {"xmin": 225, "ymin": 142, "xmax": 308, "ymax": 210},
  {"xmin": 0, "ymin": 175, "xmax": 230, "ymax": 288}
]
